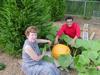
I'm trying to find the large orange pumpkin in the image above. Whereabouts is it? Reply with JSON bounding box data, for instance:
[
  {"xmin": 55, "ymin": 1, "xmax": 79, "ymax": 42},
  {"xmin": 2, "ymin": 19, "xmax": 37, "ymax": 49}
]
[{"xmin": 52, "ymin": 44, "xmax": 70, "ymax": 59}]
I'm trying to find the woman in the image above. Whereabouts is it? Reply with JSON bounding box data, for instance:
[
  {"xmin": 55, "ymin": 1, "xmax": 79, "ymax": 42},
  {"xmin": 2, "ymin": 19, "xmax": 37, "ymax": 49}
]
[{"xmin": 21, "ymin": 26, "xmax": 60, "ymax": 75}]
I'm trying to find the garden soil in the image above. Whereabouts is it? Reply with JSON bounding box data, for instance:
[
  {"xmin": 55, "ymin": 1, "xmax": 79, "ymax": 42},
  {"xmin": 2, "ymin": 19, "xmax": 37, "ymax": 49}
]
[{"xmin": 0, "ymin": 17, "xmax": 100, "ymax": 75}]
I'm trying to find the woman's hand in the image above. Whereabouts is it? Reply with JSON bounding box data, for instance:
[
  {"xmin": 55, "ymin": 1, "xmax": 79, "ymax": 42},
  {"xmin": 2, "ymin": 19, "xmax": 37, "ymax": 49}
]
[{"xmin": 47, "ymin": 40, "xmax": 52, "ymax": 45}]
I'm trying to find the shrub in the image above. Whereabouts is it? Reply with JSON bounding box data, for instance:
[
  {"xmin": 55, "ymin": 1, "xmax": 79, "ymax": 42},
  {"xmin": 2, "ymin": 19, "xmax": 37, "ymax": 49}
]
[{"xmin": 0, "ymin": 0, "xmax": 52, "ymax": 57}]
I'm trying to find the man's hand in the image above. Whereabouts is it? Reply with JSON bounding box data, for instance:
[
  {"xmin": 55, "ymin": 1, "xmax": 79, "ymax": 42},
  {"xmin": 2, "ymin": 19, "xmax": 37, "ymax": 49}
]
[
  {"xmin": 69, "ymin": 40, "xmax": 76, "ymax": 46},
  {"xmin": 54, "ymin": 40, "xmax": 59, "ymax": 45},
  {"xmin": 96, "ymin": 66, "xmax": 100, "ymax": 70},
  {"xmin": 69, "ymin": 36, "xmax": 77, "ymax": 46}
]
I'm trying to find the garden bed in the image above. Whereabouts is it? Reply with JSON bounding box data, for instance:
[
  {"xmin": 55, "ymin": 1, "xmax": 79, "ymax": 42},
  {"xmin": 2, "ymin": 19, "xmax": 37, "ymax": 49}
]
[{"xmin": 0, "ymin": 18, "xmax": 100, "ymax": 75}]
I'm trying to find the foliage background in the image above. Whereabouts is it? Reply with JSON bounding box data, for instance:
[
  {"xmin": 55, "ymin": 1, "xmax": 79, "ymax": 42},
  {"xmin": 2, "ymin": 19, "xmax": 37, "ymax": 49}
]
[{"xmin": 0, "ymin": 0, "xmax": 65, "ymax": 57}]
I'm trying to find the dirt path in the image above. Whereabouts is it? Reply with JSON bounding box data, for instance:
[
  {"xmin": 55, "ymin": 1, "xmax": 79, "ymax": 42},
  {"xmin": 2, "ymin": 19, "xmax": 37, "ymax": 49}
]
[
  {"xmin": 0, "ymin": 52, "xmax": 77, "ymax": 75},
  {"xmin": 0, "ymin": 52, "xmax": 23, "ymax": 75}
]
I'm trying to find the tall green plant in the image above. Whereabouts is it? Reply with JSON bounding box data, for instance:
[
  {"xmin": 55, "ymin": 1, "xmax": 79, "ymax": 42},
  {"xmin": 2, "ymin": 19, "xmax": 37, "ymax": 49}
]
[
  {"xmin": 0, "ymin": 0, "xmax": 52, "ymax": 57},
  {"xmin": 49, "ymin": 0, "xmax": 66, "ymax": 21}
]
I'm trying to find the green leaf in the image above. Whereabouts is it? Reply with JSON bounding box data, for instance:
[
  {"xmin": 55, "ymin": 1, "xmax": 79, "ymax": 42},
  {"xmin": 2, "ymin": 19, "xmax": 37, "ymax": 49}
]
[
  {"xmin": 40, "ymin": 44, "xmax": 47, "ymax": 52},
  {"xmin": 78, "ymin": 55, "xmax": 90, "ymax": 65},
  {"xmin": 88, "ymin": 68, "xmax": 100, "ymax": 75},
  {"xmin": 88, "ymin": 51, "xmax": 98, "ymax": 61},
  {"xmin": 60, "ymin": 35, "xmax": 72, "ymax": 44},
  {"xmin": 46, "ymin": 34, "xmax": 55, "ymax": 42},
  {"xmin": 75, "ymin": 39, "xmax": 100, "ymax": 51},
  {"xmin": 50, "ymin": 25, "xmax": 59, "ymax": 36},
  {"xmin": 78, "ymin": 72, "xmax": 88, "ymax": 75},
  {"xmin": 42, "ymin": 55, "xmax": 54, "ymax": 63},
  {"xmin": 94, "ymin": 58, "xmax": 100, "ymax": 65},
  {"xmin": 58, "ymin": 54, "xmax": 73, "ymax": 69}
]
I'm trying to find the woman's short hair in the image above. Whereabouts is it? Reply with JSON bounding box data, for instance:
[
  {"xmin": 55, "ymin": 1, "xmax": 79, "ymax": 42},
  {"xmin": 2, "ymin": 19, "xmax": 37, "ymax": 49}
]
[{"xmin": 25, "ymin": 26, "xmax": 38, "ymax": 36}]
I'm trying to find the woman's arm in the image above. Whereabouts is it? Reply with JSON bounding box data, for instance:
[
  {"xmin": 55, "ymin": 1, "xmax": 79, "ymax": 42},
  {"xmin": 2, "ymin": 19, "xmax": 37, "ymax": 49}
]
[
  {"xmin": 24, "ymin": 45, "xmax": 44, "ymax": 61},
  {"xmin": 36, "ymin": 39, "xmax": 51, "ymax": 45}
]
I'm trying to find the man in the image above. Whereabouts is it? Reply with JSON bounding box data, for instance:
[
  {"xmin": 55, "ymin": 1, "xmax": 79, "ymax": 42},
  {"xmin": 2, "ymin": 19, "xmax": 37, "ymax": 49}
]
[{"xmin": 54, "ymin": 16, "xmax": 80, "ymax": 46}]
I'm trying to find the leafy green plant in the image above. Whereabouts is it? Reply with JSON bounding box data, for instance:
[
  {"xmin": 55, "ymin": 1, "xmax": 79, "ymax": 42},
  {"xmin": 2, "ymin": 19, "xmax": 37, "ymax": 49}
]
[
  {"xmin": 50, "ymin": 0, "xmax": 66, "ymax": 21},
  {"xmin": 40, "ymin": 43, "xmax": 54, "ymax": 63},
  {"xmin": 0, "ymin": 0, "xmax": 52, "ymax": 57},
  {"xmin": 0, "ymin": 63, "xmax": 6, "ymax": 70},
  {"xmin": 46, "ymin": 25, "xmax": 100, "ymax": 74},
  {"xmin": 46, "ymin": 25, "xmax": 59, "ymax": 42},
  {"xmin": 73, "ymin": 39, "xmax": 100, "ymax": 75},
  {"xmin": 58, "ymin": 54, "xmax": 73, "ymax": 70},
  {"xmin": 83, "ymin": 16, "xmax": 91, "ymax": 20},
  {"xmin": 42, "ymin": 55, "xmax": 54, "ymax": 63}
]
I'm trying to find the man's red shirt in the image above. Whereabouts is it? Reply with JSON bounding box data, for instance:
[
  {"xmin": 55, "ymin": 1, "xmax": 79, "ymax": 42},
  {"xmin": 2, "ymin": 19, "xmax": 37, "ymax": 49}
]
[{"xmin": 57, "ymin": 22, "xmax": 80, "ymax": 38}]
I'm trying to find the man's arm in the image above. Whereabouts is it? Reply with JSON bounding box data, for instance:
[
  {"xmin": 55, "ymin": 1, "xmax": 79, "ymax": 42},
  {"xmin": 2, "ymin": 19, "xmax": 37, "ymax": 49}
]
[
  {"xmin": 70, "ymin": 23, "xmax": 80, "ymax": 46},
  {"xmin": 54, "ymin": 35, "xmax": 59, "ymax": 44},
  {"xmin": 54, "ymin": 25, "xmax": 65, "ymax": 44},
  {"xmin": 96, "ymin": 66, "xmax": 100, "ymax": 70},
  {"xmin": 73, "ymin": 36, "xmax": 78, "ymax": 42},
  {"xmin": 70, "ymin": 36, "xmax": 78, "ymax": 46}
]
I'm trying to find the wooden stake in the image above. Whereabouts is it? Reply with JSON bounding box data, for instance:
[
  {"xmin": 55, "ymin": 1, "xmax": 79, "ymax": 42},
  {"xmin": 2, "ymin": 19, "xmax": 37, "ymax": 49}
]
[
  {"xmin": 82, "ymin": 24, "xmax": 89, "ymax": 40},
  {"xmin": 90, "ymin": 32, "xmax": 95, "ymax": 40}
]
